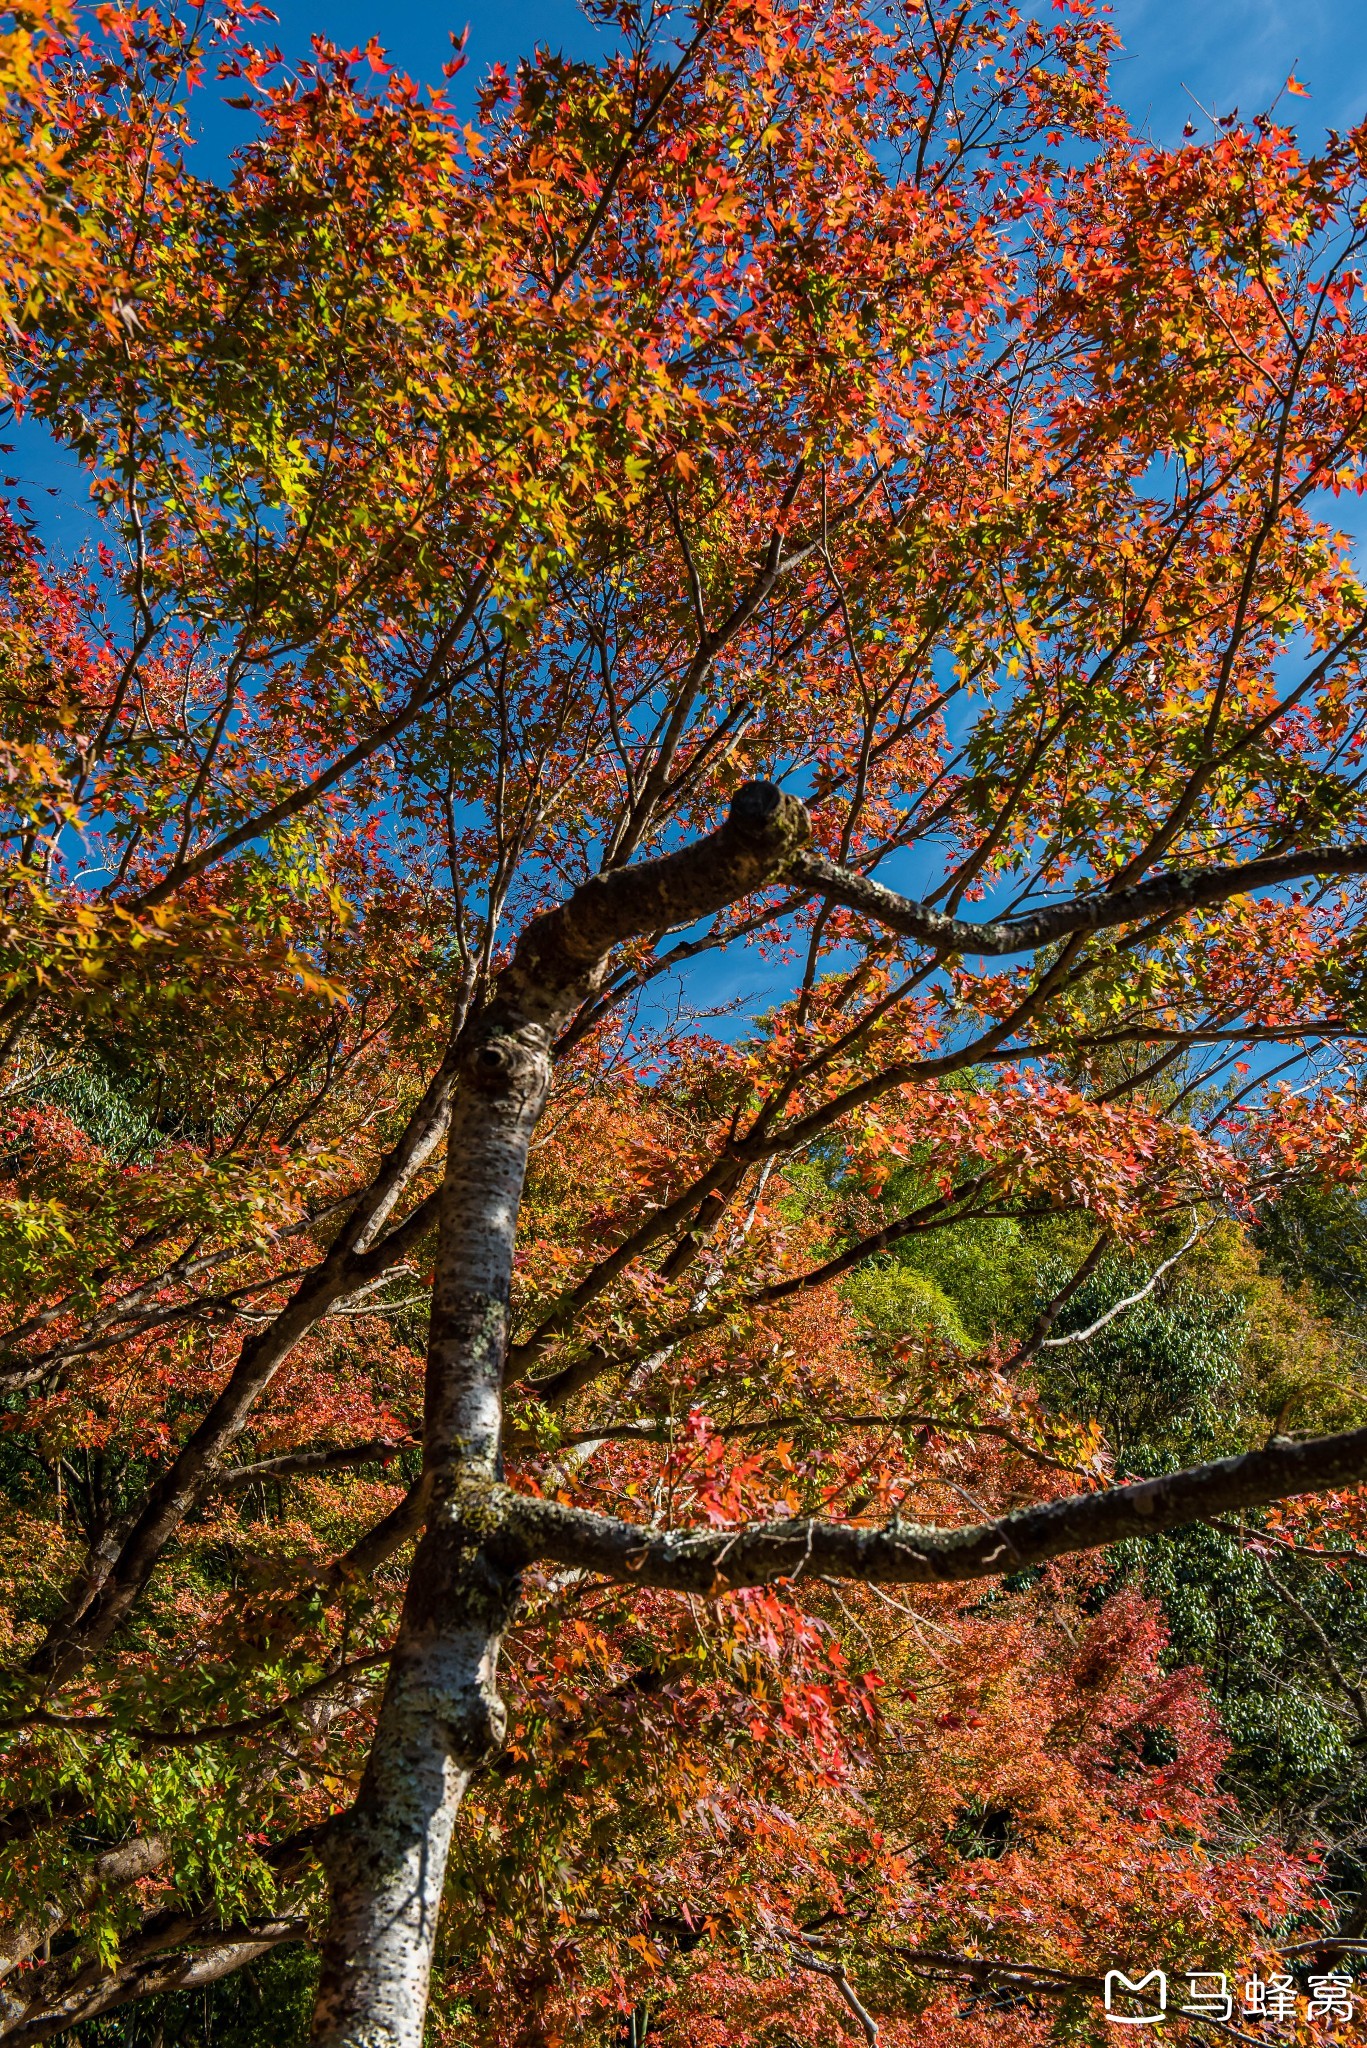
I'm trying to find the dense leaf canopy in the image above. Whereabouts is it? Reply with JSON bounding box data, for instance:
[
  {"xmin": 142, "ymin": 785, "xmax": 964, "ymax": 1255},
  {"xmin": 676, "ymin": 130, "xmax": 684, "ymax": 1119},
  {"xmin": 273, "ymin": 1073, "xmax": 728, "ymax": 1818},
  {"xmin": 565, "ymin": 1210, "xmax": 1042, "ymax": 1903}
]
[{"xmin": 5, "ymin": 0, "xmax": 1367, "ymax": 2041}]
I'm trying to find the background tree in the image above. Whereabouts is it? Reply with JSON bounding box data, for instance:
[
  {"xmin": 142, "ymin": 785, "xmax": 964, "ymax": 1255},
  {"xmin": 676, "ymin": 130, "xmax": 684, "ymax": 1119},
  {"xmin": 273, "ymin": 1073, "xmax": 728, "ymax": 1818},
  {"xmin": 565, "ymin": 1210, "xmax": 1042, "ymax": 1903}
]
[{"xmin": 6, "ymin": 0, "xmax": 1367, "ymax": 2042}]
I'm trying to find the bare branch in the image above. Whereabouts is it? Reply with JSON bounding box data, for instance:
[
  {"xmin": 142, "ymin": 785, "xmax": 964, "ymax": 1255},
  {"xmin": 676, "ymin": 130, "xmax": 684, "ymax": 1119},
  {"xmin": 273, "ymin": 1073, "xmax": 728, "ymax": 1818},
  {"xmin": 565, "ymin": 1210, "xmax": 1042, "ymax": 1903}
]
[
  {"xmin": 548, "ymin": 1407, "xmax": 1086, "ymax": 1476},
  {"xmin": 1039, "ymin": 1216, "xmax": 1210, "ymax": 1348},
  {"xmin": 793, "ymin": 843, "xmax": 1367, "ymax": 957},
  {"xmin": 0, "ymin": 1915, "xmax": 308, "ymax": 2045},
  {"xmin": 790, "ymin": 1933, "xmax": 880, "ymax": 2045},
  {"xmin": 215, "ymin": 1440, "xmax": 416, "ymax": 1491}
]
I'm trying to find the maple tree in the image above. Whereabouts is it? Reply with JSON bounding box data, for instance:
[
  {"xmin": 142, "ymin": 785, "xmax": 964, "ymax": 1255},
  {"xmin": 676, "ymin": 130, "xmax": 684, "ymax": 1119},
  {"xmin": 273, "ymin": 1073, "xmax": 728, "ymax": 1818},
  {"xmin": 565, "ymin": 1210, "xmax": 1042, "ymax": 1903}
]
[{"xmin": 7, "ymin": 0, "xmax": 1367, "ymax": 2041}]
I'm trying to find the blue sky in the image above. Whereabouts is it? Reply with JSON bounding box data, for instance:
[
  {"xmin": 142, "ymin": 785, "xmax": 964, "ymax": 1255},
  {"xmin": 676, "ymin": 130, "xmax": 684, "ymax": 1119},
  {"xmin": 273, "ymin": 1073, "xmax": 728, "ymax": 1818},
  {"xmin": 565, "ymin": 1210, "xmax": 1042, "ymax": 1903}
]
[
  {"xmin": 172, "ymin": 0, "xmax": 1367, "ymax": 164},
  {"xmin": 250, "ymin": 0, "xmax": 1367, "ymax": 143},
  {"xmin": 1110, "ymin": 0, "xmax": 1367, "ymax": 141},
  {"xmin": 23, "ymin": 0, "xmax": 1367, "ymax": 543}
]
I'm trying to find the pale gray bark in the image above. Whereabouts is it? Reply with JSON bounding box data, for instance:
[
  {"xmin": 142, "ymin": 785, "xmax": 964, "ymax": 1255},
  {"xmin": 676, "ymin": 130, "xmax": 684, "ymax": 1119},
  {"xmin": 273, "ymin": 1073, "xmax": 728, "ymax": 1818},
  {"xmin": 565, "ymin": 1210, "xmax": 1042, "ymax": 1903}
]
[
  {"xmin": 309, "ymin": 783, "xmax": 813, "ymax": 2048},
  {"xmin": 510, "ymin": 1420, "xmax": 1367, "ymax": 1589},
  {"xmin": 310, "ymin": 1066, "xmax": 546, "ymax": 2048},
  {"xmin": 0, "ymin": 1918, "xmax": 306, "ymax": 2044}
]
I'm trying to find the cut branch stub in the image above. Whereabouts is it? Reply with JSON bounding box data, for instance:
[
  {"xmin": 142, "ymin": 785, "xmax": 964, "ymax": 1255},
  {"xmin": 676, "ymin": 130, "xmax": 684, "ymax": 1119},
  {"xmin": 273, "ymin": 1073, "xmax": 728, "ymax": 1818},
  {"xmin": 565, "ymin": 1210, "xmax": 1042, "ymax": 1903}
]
[{"xmin": 498, "ymin": 779, "xmax": 812, "ymax": 1030}]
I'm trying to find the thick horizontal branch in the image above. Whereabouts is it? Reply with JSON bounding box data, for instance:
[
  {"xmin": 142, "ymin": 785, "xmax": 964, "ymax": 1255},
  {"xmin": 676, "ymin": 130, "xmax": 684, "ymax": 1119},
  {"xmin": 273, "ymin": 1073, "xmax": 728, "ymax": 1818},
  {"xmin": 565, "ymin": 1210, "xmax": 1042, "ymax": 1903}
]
[
  {"xmin": 503, "ymin": 1423, "xmax": 1367, "ymax": 1592},
  {"xmin": 0, "ymin": 1836, "xmax": 167, "ymax": 1981},
  {"xmin": 501, "ymin": 780, "xmax": 813, "ymax": 1028},
  {"xmin": 793, "ymin": 844, "xmax": 1367, "ymax": 957}
]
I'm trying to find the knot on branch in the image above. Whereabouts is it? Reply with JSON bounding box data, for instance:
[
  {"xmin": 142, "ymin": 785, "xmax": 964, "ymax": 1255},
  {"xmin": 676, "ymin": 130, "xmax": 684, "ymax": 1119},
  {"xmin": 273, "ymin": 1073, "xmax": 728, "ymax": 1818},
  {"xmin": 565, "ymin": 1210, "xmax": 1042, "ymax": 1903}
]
[
  {"xmin": 446, "ymin": 1676, "xmax": 508, "ymax": 1771},
  {"xmin": 413, "ymin": 1482, "xmax": 530, "ymax": 1634},
  {"xmin": 462, "ymin": 1025, "xmax": 552, "ymax": 1105},
  {"xmin": 499, "ymin": 784, "xmax": 814, "ymax": 1029},
  {"xmin": 441, "ymin": 1473, "xmax": 519, "ymax": 1535},
  {"xmin": 726, "ymin": 779, "xmax": 812, "ymax": 859}
]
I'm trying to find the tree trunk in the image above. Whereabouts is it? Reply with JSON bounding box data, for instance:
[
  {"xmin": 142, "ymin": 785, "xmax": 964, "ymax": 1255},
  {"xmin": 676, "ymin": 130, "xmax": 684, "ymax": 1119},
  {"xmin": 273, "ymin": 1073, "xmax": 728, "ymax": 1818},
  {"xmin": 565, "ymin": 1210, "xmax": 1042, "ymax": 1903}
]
[
  {"xmin": 310, "ymin": 1036, "xmax": 547, "ymax": 2048},
  {"xmin": 307, "ymin": 784, "xmax": 813, "ymax": 2047},
  {"xmin": 307, "ymin": 1531, "xmax": 519, "ymax": 2048}
]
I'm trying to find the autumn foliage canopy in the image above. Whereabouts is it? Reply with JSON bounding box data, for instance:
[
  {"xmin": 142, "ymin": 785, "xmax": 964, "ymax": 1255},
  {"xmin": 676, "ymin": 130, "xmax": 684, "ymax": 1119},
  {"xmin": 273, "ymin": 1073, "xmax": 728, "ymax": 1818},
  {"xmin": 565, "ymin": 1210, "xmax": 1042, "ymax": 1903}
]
[{"xmin": 6, "ymin": 0, "xmax": 1367, "ymax": 2041}]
